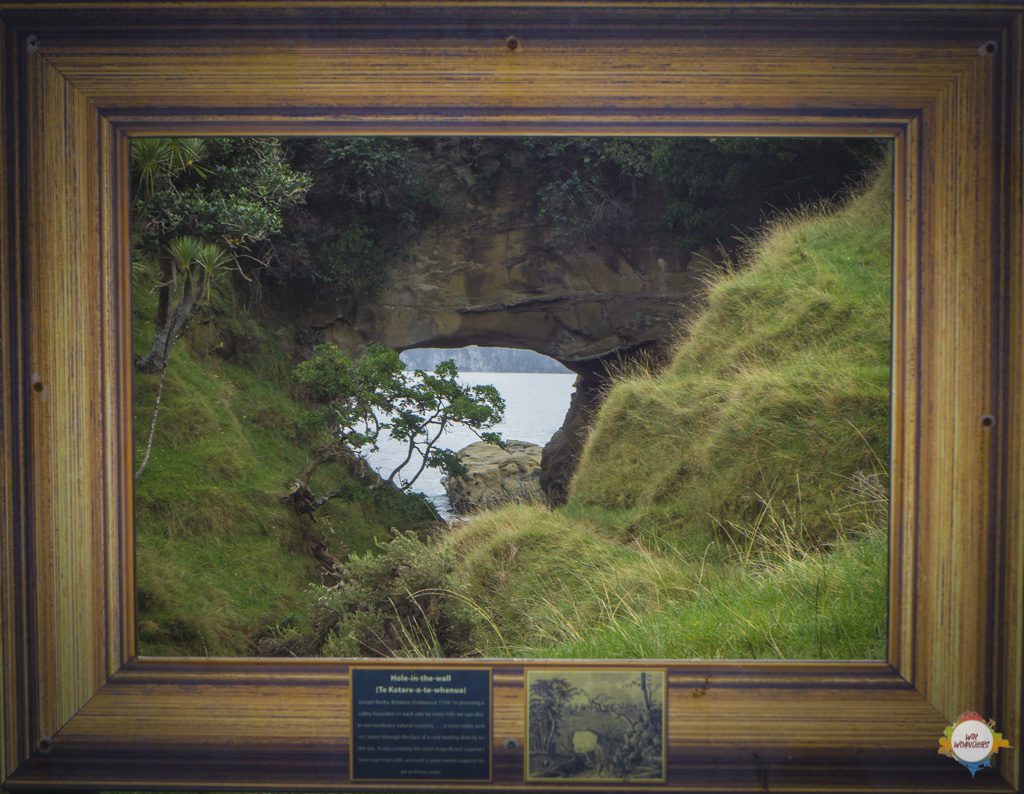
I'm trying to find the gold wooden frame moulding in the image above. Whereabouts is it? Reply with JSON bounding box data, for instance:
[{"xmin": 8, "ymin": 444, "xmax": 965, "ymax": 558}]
[{"xmin": 0, "ymin": 3, "xmax": 1021, "ymax": 792}]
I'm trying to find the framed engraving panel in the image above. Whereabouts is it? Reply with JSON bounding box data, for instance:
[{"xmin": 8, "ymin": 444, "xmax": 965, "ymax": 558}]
[
  {"xmin": 526, "ymin": 669, "xmax": 667, "ymax": 784},
  {"xmin": 0, "ymin": 3, "xmax": 1021, "ymax": 792}
]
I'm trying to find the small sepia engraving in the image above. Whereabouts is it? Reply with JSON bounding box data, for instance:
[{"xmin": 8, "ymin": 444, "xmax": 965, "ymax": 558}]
[{"xmin": 526, "ymin": 669, "xmax": 665, "ymax": 783}]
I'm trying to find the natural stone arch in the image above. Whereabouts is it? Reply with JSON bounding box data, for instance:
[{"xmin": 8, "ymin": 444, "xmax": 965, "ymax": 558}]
[{"xmin": 303, "ymin": 188, "xmax": 713, "ymax": 501}]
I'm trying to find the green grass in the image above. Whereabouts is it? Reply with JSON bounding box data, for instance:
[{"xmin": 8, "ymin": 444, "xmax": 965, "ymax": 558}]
[
  {"xmin": 131, "ymin": 162, "xmax": 893, "ymax": 661},
  {"xmin": 132, "ymin": 281, "xmax": 434, "ymax": 656},
  {"xmin": 446, "ymin": 497, "xmax": 886, "ymax": 660},
  {"xmin": 444, "ymin": 163, "xmax": 893, "ymax": 660},
  {"xmin": 573, "ymin": 167, "xmax": 892, "ymax": 543}
]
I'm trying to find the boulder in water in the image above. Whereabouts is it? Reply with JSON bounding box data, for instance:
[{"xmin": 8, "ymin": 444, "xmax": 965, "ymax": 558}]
[{"xmin": 443, "ymin": 440, "xmax": 545, "ymax": 514}]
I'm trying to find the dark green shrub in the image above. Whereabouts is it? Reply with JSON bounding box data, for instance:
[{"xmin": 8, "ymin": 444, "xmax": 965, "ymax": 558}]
[{"xmin": 310, "ymin": 530, "xmax": 478, "ymax": 657}]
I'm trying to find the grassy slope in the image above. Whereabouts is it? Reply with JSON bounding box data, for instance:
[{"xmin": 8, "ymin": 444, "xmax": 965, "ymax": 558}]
[
  {"xmin": 132, "ymin": 283, "xmax": 433, "ymax": 656},
  {"xmin": 446, "ymin": 166, "xmax": 892, "ymax": 660}
]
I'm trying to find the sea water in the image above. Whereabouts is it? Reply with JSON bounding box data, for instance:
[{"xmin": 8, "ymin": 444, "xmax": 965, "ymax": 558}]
[{"xmin": 362, "ymin": 372, "xmax": 577, "ymax": 517}]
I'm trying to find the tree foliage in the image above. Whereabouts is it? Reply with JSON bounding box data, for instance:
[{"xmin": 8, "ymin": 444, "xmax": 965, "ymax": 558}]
[
  {"xmin": 289, "ymin": 344, "xmax": 505, "ymax": 507},
  {"xmin": 310, "ymin": 529, "xmax": 478, "ymax": 657},
  {"xmin": 649, "ymin": 138, "xmax": 886, "ymax": 250},
  {"xmin": 132, "ymin": 137, "xmax": 209, "ymax": 196},
  {"xmin": 521, "ymin": 137, "xmax": 886, "ymax": 252},
  {"xmin": 133, "ymin": 137, "xmax": 310, "ymax": 260},
  {"xmin": 273, "ymin": 138, "xmax": 442, "ymax": 295},
  {"xmin": 132, "ymin": 137, "xmax": 311, "ymax": 373}
]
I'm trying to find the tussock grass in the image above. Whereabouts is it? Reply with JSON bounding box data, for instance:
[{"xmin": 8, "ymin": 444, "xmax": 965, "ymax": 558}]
[
  {"xmin": 132, "ymin": 281, "xmax": 433, "ymax": 656},
  {"xmin": 445, "ymin": 481, "xmax": 887, "ymax": 660},
  {"xmin": 539, "ymin": 522, "xmax": 888, "ymax": 661},
  {"xmin": 132, "ymin": 159, "xmax": 893, "ymax": 662},
  {"xmin": 446, "ymin": 161, "xmax": 893, "ymax": 660},
  {"xmin": 447, "ymin": 504, "xmax": 701, "ymax": 654},
  {"xmin": 572, "ymin": 163, "xmax": 893, "ymax": 547}
]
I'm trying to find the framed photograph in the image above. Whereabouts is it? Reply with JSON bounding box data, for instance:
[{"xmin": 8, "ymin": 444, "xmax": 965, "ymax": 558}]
[
  {"xmin": 526, "ymin": 669, "xmax": 666, "ymax": 783},
  {"xmin": 0, "ymin": 3, "xmax": 1021, "ymax": 792}
]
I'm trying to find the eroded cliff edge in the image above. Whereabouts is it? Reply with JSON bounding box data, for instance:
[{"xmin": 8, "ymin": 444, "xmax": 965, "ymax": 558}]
[{"xmin": 302, "ymin": 162, "xmax": 711, "ymax": 500}]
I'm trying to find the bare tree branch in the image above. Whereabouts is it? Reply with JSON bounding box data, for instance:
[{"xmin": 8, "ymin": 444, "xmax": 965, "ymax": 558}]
[{"xmin": 134, "ymin": 363, "xmax": 169, "ymax": 480}]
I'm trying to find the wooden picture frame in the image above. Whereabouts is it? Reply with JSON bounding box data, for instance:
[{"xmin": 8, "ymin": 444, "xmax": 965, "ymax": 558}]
[{"xmin": 0, "ymin": 3, "xmax": 1021, "ymax": 791}]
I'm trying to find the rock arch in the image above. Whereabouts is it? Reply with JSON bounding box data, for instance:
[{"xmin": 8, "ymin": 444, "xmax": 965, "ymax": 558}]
[{"xmin": 304, "ymin": 201, "xmax": 711, "ymax": 501}]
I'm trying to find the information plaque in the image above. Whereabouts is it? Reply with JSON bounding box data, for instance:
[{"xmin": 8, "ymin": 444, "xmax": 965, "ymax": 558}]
[{"xmin": 350, "ymin": 667, "xmax": 492, "ymax": 782}]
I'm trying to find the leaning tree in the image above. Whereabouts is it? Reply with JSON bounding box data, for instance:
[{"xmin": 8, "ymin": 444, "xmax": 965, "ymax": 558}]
[{"xmin": 287, "ymin": 343, "xmax": 505, "ymax": 512}]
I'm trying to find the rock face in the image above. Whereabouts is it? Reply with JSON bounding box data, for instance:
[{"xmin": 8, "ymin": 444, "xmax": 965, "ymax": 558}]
[
  {"xmin": 304, "ymin": 171, "xmax": 711, "ymax": 503},
  {"xmin": 444, "ymin": 441, "xmax": 545, "ymax": 514},
  {"xmin": 539, "ymin": 363, "xmax": 609, "ymax": 504},
  {"xmin": 304, "ymin": 156, "xmax": 710, "ymax": 364},
  {"xmin": 401, "ymin": 345, "xmax": 570, "ymax": 374},
  {"xmin": 312, "ymin": 225, "xmax": 704, "ymax": 367}
]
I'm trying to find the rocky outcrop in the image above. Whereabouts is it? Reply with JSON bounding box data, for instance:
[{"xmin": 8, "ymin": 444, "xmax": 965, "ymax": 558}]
[
  {"xmin": 443, "ymin": 441, "xmax": 545, "ymax": 514},
  {"xmin": 312, "ymin": 229, "xmax": 703, "ymax": 367},
  {"xmin": 304, "ymin": 157, "xmax": 710, "ymax": 365},
  {"xmin": 540, "ymin": 364, "xmax": 609, "ymax": 504},
  {"xmin": 304, "ymin": 169, "xmax": 711, "ymax": 505},
  {"xmin": 401, "ymin": 345, "xmax": 570, "ymax": 374}
]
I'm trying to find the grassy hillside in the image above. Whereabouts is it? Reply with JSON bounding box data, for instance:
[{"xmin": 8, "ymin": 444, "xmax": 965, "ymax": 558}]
[
  {"xmin": 132, "ymin": 162, "xmax": 892, "ymax": 662},
  {"xmin": 443, "ymin": 165, "xmax": 892, "ymax": 660},
  {"xmin": 132, "ymin": 283, "xmax": 434, "ymax": 656},
  {"xmin": 574, "ymin": 169, "xmax": 891, "ymax": 541}
]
